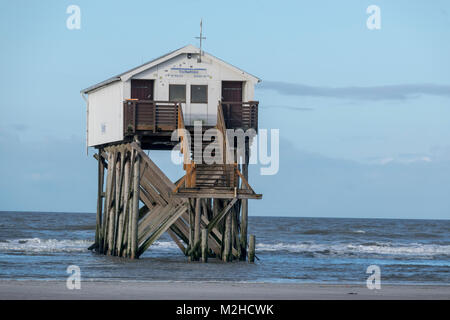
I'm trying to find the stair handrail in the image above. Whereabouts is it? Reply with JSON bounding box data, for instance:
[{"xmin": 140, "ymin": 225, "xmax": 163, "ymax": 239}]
[
  {"xmin": 177, "ymin": 104, "xmax": 195, "ymax": 188},
  {"xmin": 217, "ymin": 101, "xmax": 234, "ymax": 165}
]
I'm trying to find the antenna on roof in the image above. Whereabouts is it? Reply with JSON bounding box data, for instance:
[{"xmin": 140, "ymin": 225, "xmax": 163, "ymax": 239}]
[{"xmin": 195, "ymin": 19, "xmax": 206, "ymax": 63}]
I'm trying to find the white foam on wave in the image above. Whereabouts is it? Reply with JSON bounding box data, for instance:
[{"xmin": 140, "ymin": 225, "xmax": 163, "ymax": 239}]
[
  {"xmin": 150, "ymin": 241, "xmax": 179, "ymax": 250},
  {"xmin": 0, "ymin": 238, "xmax": 92, "ymax": 253},
  {"xmin": 0, "ymin": 238, "xmax": 179, "ymax": 254},
  {"xmin": 256, "ymin": 242, "xmax": 450, "ymax": 257}
]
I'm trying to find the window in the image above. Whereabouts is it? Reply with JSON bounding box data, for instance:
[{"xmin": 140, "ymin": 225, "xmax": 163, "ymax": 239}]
[
  {"xmin": 191, "ymin": 85, "xmax": 208, "ymax": 103},
  {"xmin": 169, "ymin": 84, "xmax": 186, "ymax": 102}
]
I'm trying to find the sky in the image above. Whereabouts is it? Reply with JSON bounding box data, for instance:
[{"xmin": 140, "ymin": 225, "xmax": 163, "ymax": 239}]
[{"xmin": 0, "ymin": 0, "xmax": 449, "ymax": 219}]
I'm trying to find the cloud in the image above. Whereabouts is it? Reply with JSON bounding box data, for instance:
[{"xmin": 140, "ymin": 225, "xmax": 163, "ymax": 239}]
[
  {"xmin": 262, "ymin": 105, "xmax": 314, "ymax": 111},
  {"xmin": 258, "ymin": 81, "xmax": 450, "ymax": 101},
  {"xmin": 369, "ymin": 154, "xmax": 433, "ymax": 165},
  {"xmin": 249, "ymin": 138, "xmax": 450, "ymax": 219}
]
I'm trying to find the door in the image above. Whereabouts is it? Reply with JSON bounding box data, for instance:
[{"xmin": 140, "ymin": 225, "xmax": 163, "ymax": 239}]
[
  {"xmin": 221, "ymin": 81, "xmax": 243, "ymax": 127},
  {"xmin": 131, "ymin": 79, "xmax": 154, "ymax": 100},
  {"xmin": 221, "ymin": 81, "xmax": 242, "ymax": 102}
]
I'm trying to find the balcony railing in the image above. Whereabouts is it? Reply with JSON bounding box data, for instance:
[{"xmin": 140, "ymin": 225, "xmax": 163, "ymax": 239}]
[
  {"xmin": 123, "ymin": 100, "xmax": 259, "ymax": 136},
  {"xmin": 221, "ymin": 101, "xmax": 258, "ymax": 131},
  {"xmin": 123, "ymin": 100, "xmax": 180, "ymax": 135}
]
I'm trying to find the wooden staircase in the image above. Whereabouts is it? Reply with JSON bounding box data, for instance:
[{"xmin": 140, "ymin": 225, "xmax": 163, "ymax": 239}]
[{"xmin": 172, "ymin": 104, "xmax": 261, "ymax": 199}]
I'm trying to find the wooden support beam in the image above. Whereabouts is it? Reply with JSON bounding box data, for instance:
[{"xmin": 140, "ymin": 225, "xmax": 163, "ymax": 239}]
[
  {"xmin": 137, "ymin": 203, "xmax": 188, "ymax": 257},
  {"xmin": 189, "ymin": 198, "xmax": 201, "ymax": 261},
  {"xmin": 130, "ymin": 152, "xmax": 140, "ymax": 259},
  {"xmin": 172, "ymin": 189, "xmax": 261, "ymax": 199},
  {"xmin": 167, "ymin": 228, "xmax": 186, "ymax": 254},
  {"xmin": 109, "ymin": 151, "xmax": 122, "ymax": 255},
  {"xmin": 102, "ymin": 151, "xmax": 114, "ymax": 253},
  {"xmin": 240, "ymin": 145, "xmax": 249, "ymax": 261},
  {"xmin": 106, "ymin": 150, "xmax": 118, "ymax": 255},
  {"xmin": 170, "ymin": 222, "xmax": 189, "ymax": 245},
  {"xmin": 94, "ymin": 149, "xmax": 104, "ymax": 252},
  {"xmin": 207, "ymin": 197, "xmax": 238, "ymax": 233},
  {"xmin": 222, "ymin": 207, "xmax": 232, "ymax": 262},
  {"xmin": 117, "ymin": 154, "xmax": 130, "ymax": 256},
  {"xmin": 249, "ymin": 234, "xmax": 255, "ymax": 263},
  {"xmin": 201, "ymin": 229, "xmax": 208, "ymax": 263}
]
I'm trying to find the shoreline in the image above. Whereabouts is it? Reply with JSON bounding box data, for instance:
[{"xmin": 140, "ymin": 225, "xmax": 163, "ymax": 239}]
[{"xmin": 1, "ymin": 280, "xmax": 449, "ymax": 300}]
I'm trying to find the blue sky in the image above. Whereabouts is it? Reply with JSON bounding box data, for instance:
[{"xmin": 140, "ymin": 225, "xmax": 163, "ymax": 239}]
[{"xmin": 0, "ymin": 0, "xmax": 449, "ymax": 219}]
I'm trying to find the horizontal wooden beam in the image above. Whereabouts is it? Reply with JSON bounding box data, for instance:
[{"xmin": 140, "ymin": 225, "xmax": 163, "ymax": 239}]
[{"xmin": 171, "ymin": 189, "xmax": 262, "ymax": 199}]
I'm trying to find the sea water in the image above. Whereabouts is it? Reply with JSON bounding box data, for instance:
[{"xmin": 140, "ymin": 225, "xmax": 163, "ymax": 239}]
[{"xmin": 0, "ymin": 211, "xmax": 448, "ymax": 284}]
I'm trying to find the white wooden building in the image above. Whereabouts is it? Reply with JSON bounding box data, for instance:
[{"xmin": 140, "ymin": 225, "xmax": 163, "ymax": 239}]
[{"xmin": 81, "ymin": 45, "xmax": 260, "ymax": 148}]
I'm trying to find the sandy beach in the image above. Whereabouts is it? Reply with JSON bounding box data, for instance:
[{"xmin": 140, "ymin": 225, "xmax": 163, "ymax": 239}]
[{"xmin": 0, "ymin": 280, "xmax": 448, "ymax": 300}]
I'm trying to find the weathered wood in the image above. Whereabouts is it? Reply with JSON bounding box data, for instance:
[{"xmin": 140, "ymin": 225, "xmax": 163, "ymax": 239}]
[
  {"xmin": 170, "ymin": 222, "xmax": 189, "ymax": 246},
  {"xmin": 126, "ymin": 150, "xmax": 135, "ymax": 258},
  {"xmin": 201, "ymin": 229, "xmax": 208, "ymax": 263},
  {"xmin": 232, "ymin": 206, "xmax": 241, "ymax": 259},
  {"xmin": 187, "ymin": 199, "xmax": 195, "ymax": 260},
  {"xmin": 102, "ymin": 151, "xmax": 114, "ymax": 253},
  {"xmin": 91, "ymin": 139, "xmax": 259, "ymax": 262},
  {"xmin": 117, "ymin": 154, "xmax": 130, "ymax": 256},
  {"xmin": 167, "ymin": 228, "xmax": 186, "ymax": 254},
  {"xmin": 106, "ymin": 206, "xmax": 115, "ymax": 255},
  {"xmin": 94, "ymin": 149, "xmax": 104, "ymax": 252},
  {"xmin": 248, "ymin": 234, "xmax": 255, "ymax": 263},
  {"xmin": 106, "ymin": 150, "xmax": 118, "ymax": 254},
  {"xmin": 130, "ymin": 153, "xmax": 140, "ymax": 259},
  {"xmin": 222, "ymin": 208, "xmax": 232, "ymax": 262},
  {"xmin": 194, "ymin": 199, "xmax": 201, "ymax": 249},
  {"xmin": 138, "ymin": 205, "xmax": 168, "ymax": 243},
  {"xmin": 137, "ymin": 203, "xmax": 188, "ymax": 257},
  {"xmin": 172, "ymin": 189, "xmax": 262, "ymax": 199},
  {"xmin": 109, "ymin": 152, "xmax": 121, "ymax": 255},
  {"xmin": 240, "ymin": 146, "xmax": 249, "ymax": 260},
  {"xmin": 207, "ymin": 197, "xmax": 238, "ymax": 233}
]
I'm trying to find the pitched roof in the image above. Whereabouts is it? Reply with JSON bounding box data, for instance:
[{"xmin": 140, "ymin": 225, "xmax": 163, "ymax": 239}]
[{"xmin": 81, "ymin": 44, "xmax": 260, "ymax": 94}]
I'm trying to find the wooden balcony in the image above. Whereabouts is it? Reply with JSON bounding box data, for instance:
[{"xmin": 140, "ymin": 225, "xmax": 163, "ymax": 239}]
[
  {"xmin": 123, "ymin": 100, "xmax": 180, "ymax": 135},
  {"xmin": 123, "ymin": 100, "xmax": 259, "ymax": 136},
  {"xmin": 221, "ymin": 101, "xmax": 258, "ymax": 131}
]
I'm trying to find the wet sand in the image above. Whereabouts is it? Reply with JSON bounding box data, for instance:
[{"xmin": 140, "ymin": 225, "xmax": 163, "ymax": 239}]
[{"xmin": 0, "ymin": 280, "xmax": 449, "ymax": 300}]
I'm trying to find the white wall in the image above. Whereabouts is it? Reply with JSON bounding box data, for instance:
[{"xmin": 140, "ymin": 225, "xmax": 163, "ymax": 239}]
[
  {"xmin": 87, "ymin": 81, "xmax": 123, "ymax": 147},
  {"xmin": 132, "ymin": 53, "xmax": 255, "ymax": 126}
]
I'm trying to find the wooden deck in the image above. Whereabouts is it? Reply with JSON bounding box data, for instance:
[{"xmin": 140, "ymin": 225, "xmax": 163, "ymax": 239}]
[{"xmin": 123, "ymin": 100, "xmax": 259, "ymax": 137}]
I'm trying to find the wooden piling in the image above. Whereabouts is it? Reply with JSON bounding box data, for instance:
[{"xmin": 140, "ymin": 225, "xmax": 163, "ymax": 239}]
[
  {"xmin": 116, "ymin": 152, "xmax": 130, "ymax": 256},
  {"xmin": 248, "ymin": 234, "xmax": 255, "ymax": 263},
  {"xmin": 102, "ymin": 151, "xmax": 114, "ymax": 254},
  {"xmin": 201, "ymin": 228, "xmax": 208, "ymax": 263},
  {"xmin": 187, "ymin": 199, "xmax": 194, "ymax": 261},
  {"xmin": 90, "ymin": 139, "xmax": 258, "ymax": 263},
  {"xmin": 95, "ymin": 149, "xmax": 104, "ymax": 252},
  {"xmin": 240, "ymin": 142, "xmax": 249, "ymax": 260},
  {"xmin": 222, "ymin": 203, "xmax": 232, "ymax": 262},
  {"xmin": 130, "ymin": 152, "xmax": 140, "ymax": 259},
  {"xmin": 191, "ymin": 198, "xmax": 201, "ymax": 260},
  {"xmin": 106, "ymin": 150, "xmax": 117, "ymax": 255}
]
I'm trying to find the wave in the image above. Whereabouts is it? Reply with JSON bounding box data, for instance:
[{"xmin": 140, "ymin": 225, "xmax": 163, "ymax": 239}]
[
  {"xmin": 301, "ymin": 229, "xmax": 367, "ymax": 235},
  {"xmin": 2, "ymin": 237, "xmax": 449, "ymax": 258},
  {"xmin": 0, "ymin": 238, "xmax": 92, "ymax": 253},
  {"xmin": 0, "ymin": 238, "xmax": 179, "ymax": 254},
  {"xmin": 256, "ymin": 242, "xmax": 450, "ymax": 257}
]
